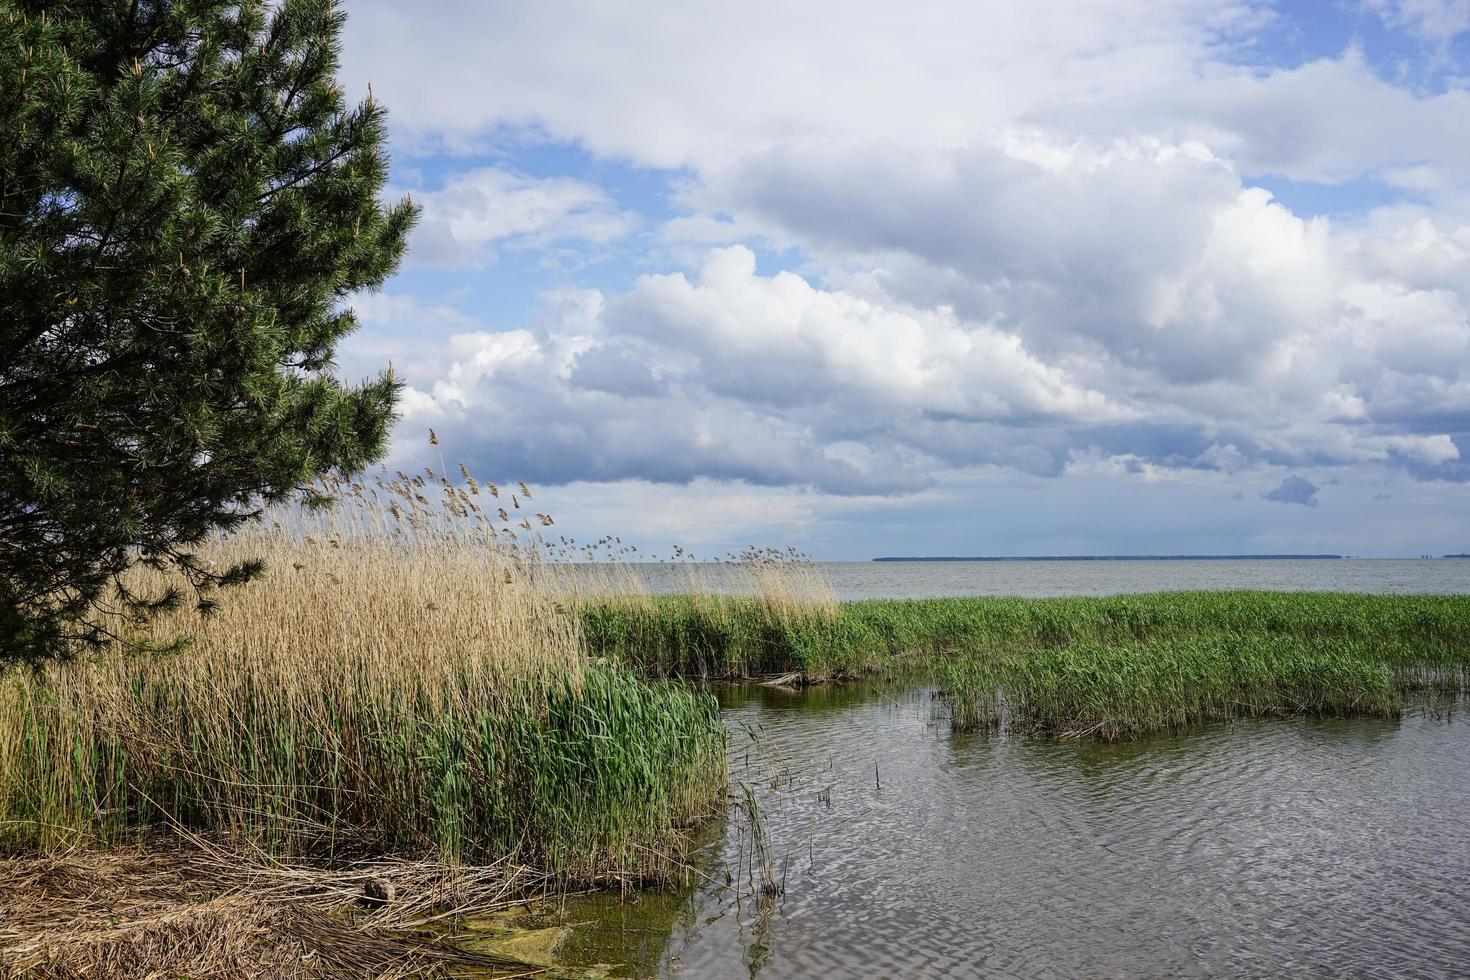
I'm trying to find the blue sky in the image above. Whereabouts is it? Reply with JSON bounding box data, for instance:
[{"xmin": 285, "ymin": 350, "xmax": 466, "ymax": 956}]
[{"xmin": 332, "ymin": 0, "xmax": 1470, "ymax": 559}]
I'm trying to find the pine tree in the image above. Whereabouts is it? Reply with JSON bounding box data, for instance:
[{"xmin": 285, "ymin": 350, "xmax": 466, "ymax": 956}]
[{"xmin": 0, "ymin": 0, "xmax": 417, "ymax": 661}]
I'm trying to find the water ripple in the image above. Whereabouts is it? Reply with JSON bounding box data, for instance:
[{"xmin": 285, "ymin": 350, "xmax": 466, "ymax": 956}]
[{"xmin": 539, "ymin": 684, "xmax": 1470, "ymax": 978}]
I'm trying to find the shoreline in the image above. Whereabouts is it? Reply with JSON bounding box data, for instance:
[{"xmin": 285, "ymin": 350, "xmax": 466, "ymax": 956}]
[{"xmin": 7, "ymin": 586, "xmax": 1470, "ymax": 976}]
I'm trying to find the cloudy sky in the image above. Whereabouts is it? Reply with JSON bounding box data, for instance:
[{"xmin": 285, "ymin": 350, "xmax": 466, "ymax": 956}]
[{"xmin": 333, "ymin": 0, "xmax": 1470, "ymax": 559}]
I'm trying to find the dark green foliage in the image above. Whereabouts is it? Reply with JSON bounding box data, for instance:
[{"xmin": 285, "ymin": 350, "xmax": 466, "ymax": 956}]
[{"xmin": 0, "ymin": 0, "xmax": 416, "ymax": 660}]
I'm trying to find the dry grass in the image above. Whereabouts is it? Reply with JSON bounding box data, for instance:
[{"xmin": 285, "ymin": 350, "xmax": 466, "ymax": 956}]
[
  {"xmin": 128, "ymin": 467, "xmax": 584, "ymax": 680},
  {"xmin": 0, "ymin": 463, "xmax": 781, "ymax": 976},
  {"xmin": 0, "ymin": 840, "xmax": 549, "ymax": 979},
  {"xmin": 0, "ymin": 466, "xmax": 728, "ymax": 873},
  {"xmin": 563, "ymin": 546, "xmax": 842, "ymax": 678},
  {"xmin": 547, "ymin": 542, "xmax": 836, "ymax": 613}
]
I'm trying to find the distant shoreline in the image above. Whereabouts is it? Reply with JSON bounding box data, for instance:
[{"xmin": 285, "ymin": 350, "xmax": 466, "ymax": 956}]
[{"xmin": 872, "ymin": 554, "xmax": 1346, "ymax": 562}]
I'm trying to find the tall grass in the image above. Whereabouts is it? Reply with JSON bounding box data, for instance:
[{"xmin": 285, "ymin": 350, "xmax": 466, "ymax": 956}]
[
  {"xmin": 586, "ymin": 591, "xmax": 1470, "ymax": 676},
  {"xmin": 0, "ymin": 470, "xmax": 728, "ymax": 879},
  {"xmin": 991, "ymin": 635, "xmax": 1401, "ymax": 740},
  {"xmin": 581, "ymin": 594, "xmax": 846, "ymax": 678},
  {"xmin": 583, "ymin": 590, "xmax": 1470, "ymax": 739},
  {"xmin": 841, "ymin": 592, "xmax": 1470, "ymax": 673},
  {"xmin": 571, "ymin": 551, "xmax": 842, "ymax": 678},
  {"xmin": 933, "ymin": 657, "xmax": 1002, "ymax": 732}
]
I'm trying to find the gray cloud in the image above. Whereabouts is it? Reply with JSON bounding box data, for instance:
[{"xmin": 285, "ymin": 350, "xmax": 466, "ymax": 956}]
[
  {"xmin": 1263, "ymin": 475, "xmax": 1321, "ymax": 507},
  {"xmin": 568, "ymin": 344, "xmax": 668, "ymax": 398}
]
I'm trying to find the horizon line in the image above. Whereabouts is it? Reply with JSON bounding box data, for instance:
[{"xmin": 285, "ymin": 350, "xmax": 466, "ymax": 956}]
[{"xmin": 870, "ymin": 554, "xmax": 1354, "ymax": 562}]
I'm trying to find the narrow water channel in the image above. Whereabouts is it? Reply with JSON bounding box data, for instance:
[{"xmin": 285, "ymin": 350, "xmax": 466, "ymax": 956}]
[{"xmin": 470, "ymin": 684, "xmax": 1470, "ymax": 978}]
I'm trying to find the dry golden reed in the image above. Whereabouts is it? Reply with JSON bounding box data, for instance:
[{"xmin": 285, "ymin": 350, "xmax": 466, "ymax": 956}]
[
  {"xmin": 0, "ymin": 844, "xmax": 545, "ymax": 979},
  {"xmin": 0, "ymin": 465, "xmax": 728, "ymax": 880}
]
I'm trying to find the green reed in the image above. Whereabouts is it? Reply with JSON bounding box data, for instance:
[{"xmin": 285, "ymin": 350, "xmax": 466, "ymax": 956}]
[
  {"xmin": 584, "ymin": 591, "xmax": 1470, "ymax": 739},
  {"xmin": 585, "ymin": 591, "xmax": 1470, "ymax": 674},
  {"xmin": 933, "ymin": 656, "xmax": 1003, "ymax": 733},
  {"xmin": 997, "ymin": 635, "xmax": 1402, "ymax": 740},
  {"xmin": 0, "ymin": 661, "xmax": 728, "ymax": 881},
  {"xmin": 580, "ymin": 593, "xmax": 858, "ymax": 678}
]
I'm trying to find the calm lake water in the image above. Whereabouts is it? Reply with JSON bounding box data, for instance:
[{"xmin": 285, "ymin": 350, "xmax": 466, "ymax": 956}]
[
  {"xmin": 481, "ymin": 685, "xmax": 1470, "ymax": 979},
  {"xmin": 628, "ymin": 557, "xmax": 1470, "ymax": 600},
  {"xmin": 473, "ymin": 560, "xmax": 1470, "ymax": 977}
]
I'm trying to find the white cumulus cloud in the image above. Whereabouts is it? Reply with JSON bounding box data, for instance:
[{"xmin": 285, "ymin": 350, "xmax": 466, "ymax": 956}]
[
  {"xmin": 327, "ymin": 0, "xmax": 1470, "ymax": 552},
  {"xmin": 402, "ymin": 167, "xmax": 635, "ymax": 267}
]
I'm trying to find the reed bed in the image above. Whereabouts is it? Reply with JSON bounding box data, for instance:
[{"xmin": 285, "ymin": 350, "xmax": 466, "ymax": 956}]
[
  {"xmin": 580, "ymin": 591, "xmax": 844, "ymax": 679},
  {"xmin": 583, "ymin": 590, "xmax": 1470, "ymax": 739},
  {"xmin": 6, "ymin": 457, "xmax": 1468, "ymax": 972},
  {"xmin": 585, "ymin": 591, "xmax": 1470, "ymax": 674},
  {"xmin": 0, "ymin": 469, "xmax": 728, "ymax": 881},
  {"xmin": 568, "ymin": 550, "xmax": 841, "ymax": 679},
  {"xmin": 939, "ymin": 635, "xmax": 1402, "ymax": 740},
  {"xmin": 845, "ymin": 591, "xmax": 1470, "ymax": 658}
]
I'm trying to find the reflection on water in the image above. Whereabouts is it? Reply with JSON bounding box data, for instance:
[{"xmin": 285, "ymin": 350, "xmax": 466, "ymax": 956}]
[{"xmin": 486, "ymin": 685, "xmax": 1470, "ymax": 978}]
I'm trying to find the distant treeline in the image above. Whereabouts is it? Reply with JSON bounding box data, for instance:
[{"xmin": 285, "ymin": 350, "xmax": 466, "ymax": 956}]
[{"xmin": 872, "ymin": 554, "xmax": 1345, "ymax": 562}]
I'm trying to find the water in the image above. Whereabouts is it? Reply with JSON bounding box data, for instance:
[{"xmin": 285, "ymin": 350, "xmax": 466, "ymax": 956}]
[
  {"xmin": 477, "ymin": 685, "xmax": 1470, "ymax": 978},
  {"xmin": 471, "ymin": 560, "xmax": 1470, "ymax": 976},
  {"xmin": 625, "ymin": 558, "xmax": 1470, "ymax": 601}
]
